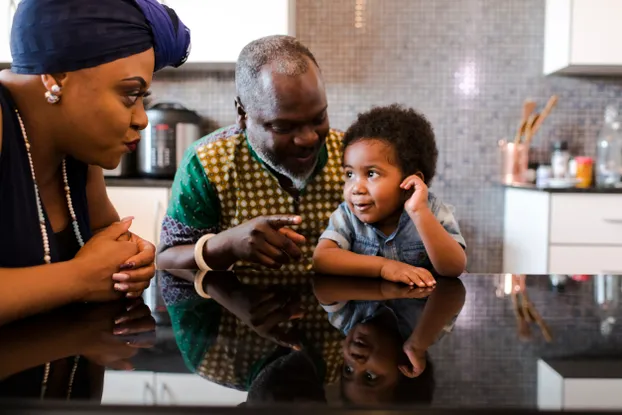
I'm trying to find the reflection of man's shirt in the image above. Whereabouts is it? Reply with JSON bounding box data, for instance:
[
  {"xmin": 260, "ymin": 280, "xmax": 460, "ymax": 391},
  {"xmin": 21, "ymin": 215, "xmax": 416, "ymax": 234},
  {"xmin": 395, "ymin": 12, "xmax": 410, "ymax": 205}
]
[
  {"xmin": 321, "ymin": 299, "xmax": 458, "ymax": 342},
  {"xmin": 319, "ymin": 197, "xmax": 465, "ymax": 270},
  {"xmin": 159, "ymin": 271, "xmax": 346, "ymax": 389},
  {"xmin": 159, "ymin": 125, "xmax": 344, "ymax": 273}
]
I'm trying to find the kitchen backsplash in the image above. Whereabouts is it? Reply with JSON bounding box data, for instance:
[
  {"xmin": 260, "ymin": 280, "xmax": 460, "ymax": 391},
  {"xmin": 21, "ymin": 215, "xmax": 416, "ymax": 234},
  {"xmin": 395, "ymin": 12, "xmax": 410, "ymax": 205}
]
[{"xmin": 151, "ymin": 0, "xmax": 622, "ymax": 272}]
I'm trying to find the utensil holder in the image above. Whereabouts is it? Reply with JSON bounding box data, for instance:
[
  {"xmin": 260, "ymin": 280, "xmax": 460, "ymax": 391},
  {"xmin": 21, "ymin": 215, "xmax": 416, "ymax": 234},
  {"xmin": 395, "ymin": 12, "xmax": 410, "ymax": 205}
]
[{"xmin": 500, "ymin": 141, "xmax": 529, "ymax": 184}]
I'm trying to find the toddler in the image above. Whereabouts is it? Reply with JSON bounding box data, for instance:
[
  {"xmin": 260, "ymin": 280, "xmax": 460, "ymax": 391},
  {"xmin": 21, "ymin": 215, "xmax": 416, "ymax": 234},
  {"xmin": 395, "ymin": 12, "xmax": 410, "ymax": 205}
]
[
  {"xmin": 313, "ymin": 104, "xmax": 467, "ymax": 286},
  {"xmin": 313, "ymin": 276, "xmax": 466, "ymax": 405}
]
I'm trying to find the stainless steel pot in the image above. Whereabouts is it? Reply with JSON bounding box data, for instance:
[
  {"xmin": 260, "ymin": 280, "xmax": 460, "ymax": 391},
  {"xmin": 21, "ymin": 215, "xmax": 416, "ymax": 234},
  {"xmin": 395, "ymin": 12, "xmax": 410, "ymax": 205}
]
[
  {"xmin": 138, "ymin": 102, "xmax": 201, "ymax": 178},
  {"xmin": 103, "ymin": 152, "xmax": 137, "ymax": 177}
]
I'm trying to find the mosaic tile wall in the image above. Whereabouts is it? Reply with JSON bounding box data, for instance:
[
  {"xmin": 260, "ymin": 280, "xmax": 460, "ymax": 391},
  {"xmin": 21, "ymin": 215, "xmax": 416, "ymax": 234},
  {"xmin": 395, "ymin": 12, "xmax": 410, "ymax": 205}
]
[{"xmin": 151, "ymin": 0, "xmax": 622, "ymax": 272}]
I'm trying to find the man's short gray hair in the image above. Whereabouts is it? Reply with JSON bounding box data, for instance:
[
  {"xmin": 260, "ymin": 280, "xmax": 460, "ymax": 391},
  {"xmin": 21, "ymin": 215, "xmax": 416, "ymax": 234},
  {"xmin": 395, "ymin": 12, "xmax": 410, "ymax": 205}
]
[{"xmin": 235, "ymin": 35, "xmax": 319, "ymax": 114}]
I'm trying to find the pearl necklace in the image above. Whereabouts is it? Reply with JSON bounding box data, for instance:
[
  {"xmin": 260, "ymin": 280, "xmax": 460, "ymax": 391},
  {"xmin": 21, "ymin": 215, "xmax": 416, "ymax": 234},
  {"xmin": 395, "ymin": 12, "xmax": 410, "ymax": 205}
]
[
  {"xmin": 40, "ymin": 356, "xmax": 80, "ymax": 400},
  {"xmin": 15, "ymin": 109, "xmax": 83, "ymax": 400},
  {"xmin": 14, "ymin": 109, "xmax": 85, "ymax": 262}
]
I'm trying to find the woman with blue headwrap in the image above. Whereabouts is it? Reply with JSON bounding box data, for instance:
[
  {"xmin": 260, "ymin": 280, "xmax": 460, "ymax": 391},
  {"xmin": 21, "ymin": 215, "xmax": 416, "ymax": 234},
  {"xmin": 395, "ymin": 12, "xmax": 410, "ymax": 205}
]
[{"xmin": 0, "ymin": 0, "xmax": 191, "ymax": 324}]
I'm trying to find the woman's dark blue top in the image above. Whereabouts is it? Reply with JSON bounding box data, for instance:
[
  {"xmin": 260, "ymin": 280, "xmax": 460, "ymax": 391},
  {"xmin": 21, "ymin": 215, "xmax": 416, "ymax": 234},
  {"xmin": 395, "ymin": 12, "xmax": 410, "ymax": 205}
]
[{"xmin": 0, "ymin": 84, "xmax": 92, "ymax": 267}]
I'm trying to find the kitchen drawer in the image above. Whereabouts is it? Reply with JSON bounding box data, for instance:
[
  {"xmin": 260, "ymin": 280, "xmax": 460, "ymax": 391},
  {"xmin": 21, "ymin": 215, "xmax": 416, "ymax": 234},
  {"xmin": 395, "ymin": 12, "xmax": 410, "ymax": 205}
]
[
  {"xmin": 549, "ymin": 246, "xmax": 622, "ymax": 274},
  {"xmin": 550, "ymin": 194, "xmax": 622, "ymax": 244}
]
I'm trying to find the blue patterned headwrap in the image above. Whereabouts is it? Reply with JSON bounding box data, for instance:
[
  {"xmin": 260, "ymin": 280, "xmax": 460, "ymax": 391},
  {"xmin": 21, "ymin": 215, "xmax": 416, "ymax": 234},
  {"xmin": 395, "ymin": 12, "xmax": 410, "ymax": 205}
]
[{"xmin": 10, "ymin": 0, "xmax": 191, "ymax": 74}]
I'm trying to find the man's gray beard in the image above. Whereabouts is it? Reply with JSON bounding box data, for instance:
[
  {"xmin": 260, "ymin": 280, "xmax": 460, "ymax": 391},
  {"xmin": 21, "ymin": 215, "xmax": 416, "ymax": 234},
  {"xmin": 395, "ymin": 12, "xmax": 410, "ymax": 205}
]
[{"xmin": 247, "ymin": 135, "xmax": 317, "ymax": 191}]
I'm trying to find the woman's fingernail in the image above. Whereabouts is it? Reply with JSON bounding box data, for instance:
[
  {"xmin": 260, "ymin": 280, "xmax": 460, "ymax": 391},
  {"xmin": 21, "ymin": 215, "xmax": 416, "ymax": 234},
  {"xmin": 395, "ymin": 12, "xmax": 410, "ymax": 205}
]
[
  {"xmin": 121, "ymin": 216, "xmax": 134, "ymax": 223},
  {"xmin": 115, "ymin": 316, "xmax": 130, "ymax": 325},
  {"xmin": 113, "ymin": 273, "xmax": 130, "ymax": 281},
  {"xmin": 119, "ymin": 262, "xmax": 136, "ymax": 271},
  {"xmin": 114, "ymin": 283, "xmax": 129, "ymax": 291},
  {"xmin": 114, "ymin": 328, "xmax": 129, "ymax": 335}
]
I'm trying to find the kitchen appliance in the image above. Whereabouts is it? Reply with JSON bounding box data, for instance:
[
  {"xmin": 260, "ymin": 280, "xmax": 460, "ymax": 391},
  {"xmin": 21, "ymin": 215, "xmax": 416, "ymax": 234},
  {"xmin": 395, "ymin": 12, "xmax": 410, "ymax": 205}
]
[
  {"xmin": 103, "ymin": 152, "xmax": 137, "ymax": 177},
  {"xmin": 137, "ymin": 102, "xmax": 201, "ymax": 178}
]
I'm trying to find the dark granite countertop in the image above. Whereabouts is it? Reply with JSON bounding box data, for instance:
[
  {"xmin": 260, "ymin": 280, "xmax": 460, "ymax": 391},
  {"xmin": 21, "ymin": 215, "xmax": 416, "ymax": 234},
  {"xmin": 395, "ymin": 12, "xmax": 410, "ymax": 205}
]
[
  {"xmin": 1, "ymin": 271, "xmax": 621, "ymax": 410},
  {"xmin": 503, "ymin": 182, "xmax": 622, "ymax": 193},
  {"xmin": 104, "ymin": 177, "xmax": 173, "ymax": 188}
]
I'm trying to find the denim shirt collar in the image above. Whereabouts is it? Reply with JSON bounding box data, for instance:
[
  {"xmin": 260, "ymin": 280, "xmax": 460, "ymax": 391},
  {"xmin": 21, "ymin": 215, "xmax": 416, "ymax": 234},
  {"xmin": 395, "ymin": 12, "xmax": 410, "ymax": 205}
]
[{"xmin": 364, "ymin": 208, "xmax": 412, "ymax": 242}]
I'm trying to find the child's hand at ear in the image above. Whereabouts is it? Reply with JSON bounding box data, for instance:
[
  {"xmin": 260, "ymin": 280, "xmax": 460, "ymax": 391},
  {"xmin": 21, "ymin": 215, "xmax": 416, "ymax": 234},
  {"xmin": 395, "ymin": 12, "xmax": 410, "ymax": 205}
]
[
  {"xmin": 401, "ymin": 174, "xmax": 429, "ymax": 216},
  {"xmin": 399, "ymin": 339, "xmax": 427, "ymax": 378}
]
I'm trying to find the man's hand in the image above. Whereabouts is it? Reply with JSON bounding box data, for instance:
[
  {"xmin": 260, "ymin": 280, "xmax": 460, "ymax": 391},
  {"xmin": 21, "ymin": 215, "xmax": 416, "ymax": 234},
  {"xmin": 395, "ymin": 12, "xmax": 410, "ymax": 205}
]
[
  {"xmin": 226, "ymin": 215, "xmax": 306, "ymax": 269},
  {"xmin": 206, "ymin": 275, "xmax": 304, "ymax": 350}
]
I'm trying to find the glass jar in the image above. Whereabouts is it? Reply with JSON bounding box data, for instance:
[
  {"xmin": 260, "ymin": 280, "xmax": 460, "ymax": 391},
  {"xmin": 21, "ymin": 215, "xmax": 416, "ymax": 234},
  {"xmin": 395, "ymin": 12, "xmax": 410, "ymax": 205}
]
[
  {"xmin": 595, "ymin": 105, "xmax": 622, "ymax": 187},
  {"xmin": 551, "ymin": 141, "xmax": 570, "ymax": 179}
]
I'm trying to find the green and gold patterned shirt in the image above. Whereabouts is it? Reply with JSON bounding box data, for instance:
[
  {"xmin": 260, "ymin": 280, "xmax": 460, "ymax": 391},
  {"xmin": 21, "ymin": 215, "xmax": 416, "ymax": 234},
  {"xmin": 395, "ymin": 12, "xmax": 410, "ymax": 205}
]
[{"xmin": 160, "ymin": 125, "xmax": 344, "ymax": 273}]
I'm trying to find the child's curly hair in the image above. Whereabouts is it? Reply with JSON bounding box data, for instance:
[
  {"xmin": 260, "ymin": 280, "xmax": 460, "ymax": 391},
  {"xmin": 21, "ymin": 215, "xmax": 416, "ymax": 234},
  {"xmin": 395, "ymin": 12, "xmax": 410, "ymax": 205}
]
[{"xmin": 342, "ymin": 104, "xmax": 438, "ymax": 186}]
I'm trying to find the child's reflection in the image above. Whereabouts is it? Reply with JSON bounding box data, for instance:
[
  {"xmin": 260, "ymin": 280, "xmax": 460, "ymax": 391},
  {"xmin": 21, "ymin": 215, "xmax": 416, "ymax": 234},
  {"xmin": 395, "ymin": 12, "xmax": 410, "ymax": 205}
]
[{"xmin": 314, "ymin": 276, "xmax": 465, "ymax": 405}]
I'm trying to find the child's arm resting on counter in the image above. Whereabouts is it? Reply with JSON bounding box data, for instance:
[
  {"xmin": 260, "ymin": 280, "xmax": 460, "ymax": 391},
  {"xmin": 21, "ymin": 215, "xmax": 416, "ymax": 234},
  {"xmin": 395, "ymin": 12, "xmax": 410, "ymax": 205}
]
[
  {"xmin": 410, "ymin": 206, "xmax": 466, "ymax": 277},
  {"xmin": 312, "ymin": 204, "xmax": 385, "ymax": 277},
  {"xmin": 313, "ymin": 205, "xmax": 436, "ymax": 287},
  {"xmin": 401, "ymin": 278, "xmax": 466, "ymax": 377},
  {"xmin": 313, "ymin": 238, "xmax": 387, "ymax": 277}
]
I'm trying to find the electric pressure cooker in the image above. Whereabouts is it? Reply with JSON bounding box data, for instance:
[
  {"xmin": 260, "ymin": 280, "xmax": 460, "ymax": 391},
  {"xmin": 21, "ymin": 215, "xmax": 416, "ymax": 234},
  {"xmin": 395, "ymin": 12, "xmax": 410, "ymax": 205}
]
[{"xmin": 137, "ymin": 102, "xmax": 201, "ymax": 178}]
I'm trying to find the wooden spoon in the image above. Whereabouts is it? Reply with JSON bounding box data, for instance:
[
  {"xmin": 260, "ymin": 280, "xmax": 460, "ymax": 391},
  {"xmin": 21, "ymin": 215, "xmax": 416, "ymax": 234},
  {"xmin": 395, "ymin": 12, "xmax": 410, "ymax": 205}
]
[
  {"xmin": 523, "ymin": 113, "xmax": 540, "ymax": 147},
  {"xmin": 514, "ymin": 100, "xmax": 537, "ymax": 144},
  {"xmin": 530, "ymin": 95, "xmax": 558, "ymax": 136}
]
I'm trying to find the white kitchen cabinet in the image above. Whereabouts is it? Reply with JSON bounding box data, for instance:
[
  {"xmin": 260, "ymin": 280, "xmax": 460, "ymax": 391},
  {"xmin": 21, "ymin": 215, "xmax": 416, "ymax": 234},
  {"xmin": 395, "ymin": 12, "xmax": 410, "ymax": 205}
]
[
  {"xmin": 544, "ymin": 0, "xmax": 622, "ymax": 75},
  {"xmin": 503, "ymin": 187, "xmax": 622, "ymax": 274},
  {"xmin": 102, "ymin": 371, "xmax": 247, "ymax": 406},
  {"xmin": 106, "ymin": 186, "xmax": 169, "ymax": 246},
  {"xmin": 101, "ymin": 371, "xmax": 157, "ymax": 405},
  {"xmin": 168, "ymin": 0, "xmax": 295, "ymax": 67},
  {"xmin": 156, "ymin": 373, "xmax": 247, "ymax": 406},
  {"xmin": 538, "ymin": 359, "xmax": 622, "ymax": 410},
  {"xmin": 0, "ymin": 0, "xmax": 295, "ymax": 67},
  {"xmin": 549, "ymin": 246, "xmax": 622, "ymax": 275},
  {"xmin": 0, "ymin": 0, "xmax": 19, "ymax": 64}
]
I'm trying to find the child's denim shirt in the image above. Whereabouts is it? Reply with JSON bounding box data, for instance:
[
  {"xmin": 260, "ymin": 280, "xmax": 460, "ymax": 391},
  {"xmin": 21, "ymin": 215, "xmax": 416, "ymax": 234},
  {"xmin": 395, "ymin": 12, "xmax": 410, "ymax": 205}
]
[
  {"xmin": 319, "ymin": 192, "xmax": 466, "ymax": 269},
  {"xmin": 321, "ymin": 299, "xmax": 458, "ymax": 341}
]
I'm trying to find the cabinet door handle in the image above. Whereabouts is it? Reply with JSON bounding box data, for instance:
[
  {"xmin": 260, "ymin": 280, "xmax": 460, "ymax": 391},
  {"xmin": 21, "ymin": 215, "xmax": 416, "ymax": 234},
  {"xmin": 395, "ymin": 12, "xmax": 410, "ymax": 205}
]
[
  {"xmin": 160, "ymin": 382, "xmax": 175, "ymax": 405},
  {"xmin": 603, "ymin": 218, "xmax": 622, "ymax": 225},
  {"xmin": 143, "ymin": 382, "xmax": 156, "ymax": 405},
  {"xmin": 154, "ymin": 200, "xmax": 163, "ymax": 245}
]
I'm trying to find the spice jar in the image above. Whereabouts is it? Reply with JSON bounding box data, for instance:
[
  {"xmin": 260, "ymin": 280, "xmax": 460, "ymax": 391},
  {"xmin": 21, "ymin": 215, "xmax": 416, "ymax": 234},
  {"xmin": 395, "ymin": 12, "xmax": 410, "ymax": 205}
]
[
  {"xmin": 575, "ymin": 156, "xmax": 593, "ymax": 188},
  {"xmin": 551, "ymin": 140, "xmax": 570, "ymax": 178}
]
